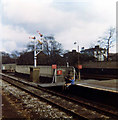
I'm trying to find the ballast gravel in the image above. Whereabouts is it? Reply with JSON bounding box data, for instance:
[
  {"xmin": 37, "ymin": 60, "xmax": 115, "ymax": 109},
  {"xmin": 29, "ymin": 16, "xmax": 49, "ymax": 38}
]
[{"xmin": 1, "ymin": 80, "xmax": 73, "ymax": 119}]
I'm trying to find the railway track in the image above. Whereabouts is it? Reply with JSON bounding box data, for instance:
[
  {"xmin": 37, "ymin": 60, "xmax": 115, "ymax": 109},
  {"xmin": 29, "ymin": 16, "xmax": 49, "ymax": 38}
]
[{"xmin": 1, "ymin": 73, "xmax": 118, "ymax": 119}]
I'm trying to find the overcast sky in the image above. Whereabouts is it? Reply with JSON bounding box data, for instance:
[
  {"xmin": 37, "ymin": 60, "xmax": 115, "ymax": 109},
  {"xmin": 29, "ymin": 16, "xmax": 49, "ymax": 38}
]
[{"xmin": 0, "ymin": 0, "xmax": 117, "ymax": 53}]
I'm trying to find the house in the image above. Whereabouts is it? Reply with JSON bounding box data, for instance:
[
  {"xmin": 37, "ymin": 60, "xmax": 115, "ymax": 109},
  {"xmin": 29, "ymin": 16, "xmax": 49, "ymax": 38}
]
[{"xmin": 80, "ymin": 46, "xmax": 107, "ymax": 61}]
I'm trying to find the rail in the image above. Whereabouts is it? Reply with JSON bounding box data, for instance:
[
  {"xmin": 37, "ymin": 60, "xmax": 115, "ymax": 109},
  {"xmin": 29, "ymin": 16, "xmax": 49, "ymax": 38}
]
[{"xmin": 1, "ymin": 73, "xmax": 118, "ymax": 119}]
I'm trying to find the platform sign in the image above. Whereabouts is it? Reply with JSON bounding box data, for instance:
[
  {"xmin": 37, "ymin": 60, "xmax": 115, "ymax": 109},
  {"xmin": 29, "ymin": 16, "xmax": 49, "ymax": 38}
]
[
  {"xmin": 57, "ymin": 70, "xmax": 62, "ymax": 75},
  {"xmin": 52, "ymin": 64, "xmax": 57, "ymax": 69},
  {"xmin": 78, "ymin": 65, "xmax": 82, "ymax": 69}
]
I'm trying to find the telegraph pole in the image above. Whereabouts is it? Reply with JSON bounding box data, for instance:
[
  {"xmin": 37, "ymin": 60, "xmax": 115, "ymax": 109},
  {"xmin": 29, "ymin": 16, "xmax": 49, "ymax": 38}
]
[{"xmin": 74, "ymin": 42, "xmax": 81, "ymax": 80}]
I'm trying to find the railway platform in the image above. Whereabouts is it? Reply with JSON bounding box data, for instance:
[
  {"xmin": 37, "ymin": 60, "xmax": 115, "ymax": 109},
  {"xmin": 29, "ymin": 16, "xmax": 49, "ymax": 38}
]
[
  {"xmin": 44, "ymin": 78, "xmax": 118, "ymax": 109},
  {"xmin": 38, "ymin": 78, "xmax": 118, "ymax": 93},
  {"xmin": 68, "ymin": 79, "xmax": 118, "ymax": 109}
]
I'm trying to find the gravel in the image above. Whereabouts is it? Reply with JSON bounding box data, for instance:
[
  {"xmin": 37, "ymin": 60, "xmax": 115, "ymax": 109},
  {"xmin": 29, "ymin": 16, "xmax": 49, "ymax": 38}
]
[{"xmin": 1, "ymin": 79, "xmax": 73, "ymax": 119}]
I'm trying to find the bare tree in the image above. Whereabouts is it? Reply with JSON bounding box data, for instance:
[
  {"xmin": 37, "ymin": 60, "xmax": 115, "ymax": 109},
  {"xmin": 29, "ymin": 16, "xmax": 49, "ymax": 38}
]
[
  {"xmin": 43, "ymin": 35, "xmax": 63, "ymax": 55},
  {"xmin": 26, "ymin": 41, "xmax": 42, "ymax": 52},
  {"xmin": 43, "ymin": 35, "xmax": 64, "ymax": 64},
  {"xmin": 11, "ymin": 50, "xmax": 21, "ymax": 59},
  {"xmin": 97, "ymin": 27, "xmax": 115, "ymax": 61}
]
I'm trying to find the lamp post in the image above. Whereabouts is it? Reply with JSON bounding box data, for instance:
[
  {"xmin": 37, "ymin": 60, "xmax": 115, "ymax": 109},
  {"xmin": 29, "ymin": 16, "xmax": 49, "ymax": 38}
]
[
  {"xmin": 74, "ymin": 42, "xmax": 81, "ymax": 80},
  {"xmin": 77, "ymin": 45, "xmax": 81, "ymax": 80}
]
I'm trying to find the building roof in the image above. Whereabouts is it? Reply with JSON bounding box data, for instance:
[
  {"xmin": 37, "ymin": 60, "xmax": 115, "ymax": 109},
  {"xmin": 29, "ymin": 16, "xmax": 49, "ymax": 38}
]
[{"xmin": 81, "ymin": 46, "xmax": 106, "ymax": 53}]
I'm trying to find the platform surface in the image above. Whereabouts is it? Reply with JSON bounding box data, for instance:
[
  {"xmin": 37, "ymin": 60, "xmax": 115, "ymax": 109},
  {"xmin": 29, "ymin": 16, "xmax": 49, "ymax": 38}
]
[
  {"xmin": 76, "ymin": 79, "xmax": 118, "ymax": 93},
  {"xmin": 38, "ymin": 82, "xmax": 65, "ymax": 87},
  {"xmin": 38, "ymin": 81, "xmax": 81, "ymax": 87}
]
